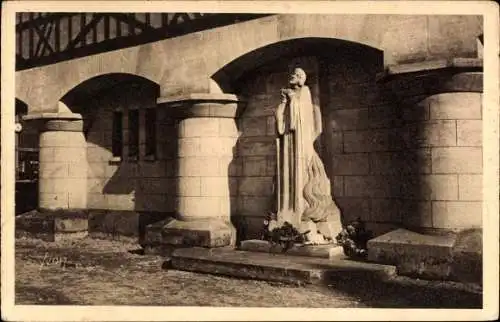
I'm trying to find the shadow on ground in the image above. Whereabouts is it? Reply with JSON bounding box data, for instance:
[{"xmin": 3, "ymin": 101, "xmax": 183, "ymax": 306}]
[
  {"xmin": 16, "ymin": 285, "xmax": 75, "ymax": 305},
  {"xmin": 16, "ymin": 243, "xmax": 155, "ymax": 272},
  {"xmin": 14, "ymin": 238, "xmax": 482, "ymax": 308},
  {"xmin": 322, "ymin": 275, "xmax": 481, "ymax": 308},
  {"xmin": 311, "ymin": 262, "xmax": 482, "ymax": 309}
]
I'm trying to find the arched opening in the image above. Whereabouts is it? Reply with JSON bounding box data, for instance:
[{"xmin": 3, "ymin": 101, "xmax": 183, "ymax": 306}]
[
  {"xmin": 59, "ymin": 73, "xmax": 174, "ymax": 238},
  {"xmin": 15, "ymin": 98, "xmax": 28, "ymax": 115},
  {"xmin": 212, "ymin": 37, "xmax": 384, "ymax": 94},
  {"xmin": 60, "ymin": 73, "xmax": 160, "ymax": 135},
  {"xmin": 211, "ymin": 37, "xmax": 420, "ymax": 241}
]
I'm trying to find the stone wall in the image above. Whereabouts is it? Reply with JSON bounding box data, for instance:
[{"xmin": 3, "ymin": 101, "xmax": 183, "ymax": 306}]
[
  {"xmin": 233, "ymin": 56, "xmax": 329, "ymax": 238},
  {"xmin": 12, "ymin": 14, "xmax": 484, "ymax": 240},
  {"xmin": 85, "ymin": 83, "xmax": 177, "ymax": 213},
  {"xmin": 16, "ymin": 15, "xmax": 483, "ymax": 111},
  {"xmin": 230, "ymin": 50, "xmax": 482, "ymax": 239},
  {"xmin": 324, "ymin": 71, "xmax": 482, "ymax": 235}
]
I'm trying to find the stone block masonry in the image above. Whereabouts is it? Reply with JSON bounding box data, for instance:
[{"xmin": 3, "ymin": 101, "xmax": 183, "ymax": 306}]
[
  {"xmin": 227, "ymin": 53, "xmax": 483, "ymax": 239},
  {"xmin": 230, "ymin": 61, "xmax": 320, "ymax": 238},
  {"xmin": 367, "ymin": 228, "xmax": 483, "ymax": 284},
  {"xmin": 85, "ymin": 87, "xmax": 177, "ymax": 213},
  {"xmin": 141, "ymin": 93, "xmax": 242, "ymax": 249},
  {"xmin": 326, "ymin": 81, "xmax": 483, "ymax": 233},
  {"xmin": 176, "ymin": 116, "xmax": 239, "ymax": 221},
  {"xmin": 15, "ymin": 209, "xmax": 89, "ymax": 242},
  {"xmin": 25, "ymin": 114, "xmax": 88, "ymax": 211},
  {"xmin": 84, "ymin": 65, "xmax": 484, "ymax": 243},
  {"xmin": 12, "ymin": 15, "xmax": 487, "ymax": 287}
]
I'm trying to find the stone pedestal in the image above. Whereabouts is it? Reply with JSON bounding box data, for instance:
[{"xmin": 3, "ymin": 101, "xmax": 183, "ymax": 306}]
[
  {"xmin": 15, "ymin": 209, "xmax": 88, "ymax": 242},
  {"xmin": 24, "ymin": 113, "xmax": 87, "ymax": 210},
  {"xmin": 367, "ymin": 228, "xmax": 482, "ymax": 284},
  {"xmin": 156, "ymin": 93, "xmax": 243, "ymax": 247}
]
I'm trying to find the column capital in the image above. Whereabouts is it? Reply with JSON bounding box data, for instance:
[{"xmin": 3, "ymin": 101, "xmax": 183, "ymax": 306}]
[
  {"xmin": 378, "ymin": 58, "xmax": 483, "ymax": 100},
  {"xmin": 23, "ymin": 113, "xmax": 83, "ymax": 132},
  {"xmin": 157, "ymin": 93, "xmax": 246, "ymax": 119},
  {"xmin": 384, "ymin": 57, "xmax": 482, "ymax": 76}
]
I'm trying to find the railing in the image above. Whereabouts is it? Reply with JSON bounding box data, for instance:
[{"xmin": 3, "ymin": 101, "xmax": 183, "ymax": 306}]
[{"xmin": 16, "ymin": 13, "xmax": 271, "ymax": 70}]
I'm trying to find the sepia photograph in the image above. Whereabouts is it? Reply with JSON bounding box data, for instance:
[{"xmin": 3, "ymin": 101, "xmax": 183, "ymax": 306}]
[{"xmin": 1, "ymin": 1, "xmax": 499, "ymax": 321}]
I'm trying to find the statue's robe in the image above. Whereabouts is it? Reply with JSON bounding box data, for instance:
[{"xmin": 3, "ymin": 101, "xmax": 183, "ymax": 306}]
[{"xmin": 275, "ymin": 85, "xmax": 342, "ymax": 242}]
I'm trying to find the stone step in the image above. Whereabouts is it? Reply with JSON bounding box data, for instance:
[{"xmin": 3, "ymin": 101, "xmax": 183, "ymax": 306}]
[
  {"xmin": 367, "ymin": 228, "xmax": 482, "ymax": 284},
  {"xmin": 239, "ymin": 239, "xmax": 345, "ymax": 259},
  {"xmin": 170, "ymin": 247, "xmax": 397, "ymax": 285}
]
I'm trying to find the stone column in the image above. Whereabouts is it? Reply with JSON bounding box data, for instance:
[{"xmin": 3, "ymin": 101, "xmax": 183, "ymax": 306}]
[
  {"xmin": 157, "ymin": 93, "xmax": 242, "ymax": 247},
  {"xmin": 25, "ymin": 113, "xmax": 87, "ymax": 211},
  {"xmin": 420, "ymin": 91, "xmax": 482, "ymax": 231},
  {"xmin": 380, "ymin": 65, "xmax": 483, "ymax": 234}
]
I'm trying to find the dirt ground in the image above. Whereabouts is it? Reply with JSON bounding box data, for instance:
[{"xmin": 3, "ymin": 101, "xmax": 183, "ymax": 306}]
[{"xmin": 14, "ymin": 237, "xmax": 482, "ymax": 308}]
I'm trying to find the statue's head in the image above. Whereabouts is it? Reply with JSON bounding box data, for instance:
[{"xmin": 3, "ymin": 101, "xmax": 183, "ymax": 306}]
[{"xmin": 289, "ymin": 68, "xmax": 307, "ymax": 87}]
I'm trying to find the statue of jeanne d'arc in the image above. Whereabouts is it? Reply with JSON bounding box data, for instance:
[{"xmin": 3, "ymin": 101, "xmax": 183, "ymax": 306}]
[{"xmin": 272, "ymin": 67, "xmax": 343, "ymax": 245}]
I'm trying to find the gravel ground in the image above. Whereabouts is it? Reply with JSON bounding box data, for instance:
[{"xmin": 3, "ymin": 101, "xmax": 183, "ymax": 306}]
[{"xmin": 14, "ymin": 237, "xmax": 482, "ymax": 308}]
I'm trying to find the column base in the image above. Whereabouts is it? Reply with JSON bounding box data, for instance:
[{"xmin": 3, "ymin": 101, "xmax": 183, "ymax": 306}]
[
  {"xmin": 15, "ymin": 209, "xmax": 88, "ymax": 242},
  {"xmin": 144, "ymin": 218, "xmax": 235, "ymax": 250},
  {"xmin": 367, "ymin": 228, "xmax": 482, "ymax": 284}
]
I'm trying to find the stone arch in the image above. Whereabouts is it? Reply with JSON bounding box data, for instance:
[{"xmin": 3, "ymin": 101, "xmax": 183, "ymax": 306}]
[
  {"xmin": 60, "ymin": 73, "xmax": 160, "ymax": 112},
  {"xmin": 211, "ymin": 37, "xmax": 387, "ymax": 239},
  {"xmin": 211, "ymin": 37, "xmax": 384, "ymax": 94},
  {"xmin": 59, "ymin": 73, "xmax": 160, "ymax": 136},
  {"xmin": 15, "ymin": 41, "xmax": 165, "ymax": 114},
  {"xmin": 16, "ymin": 98, "xmax": 28, "ymax": 115},
  {"xmin": 29, "ymin": 69, "xmax": 175, "ymax": 236},
  {"xmin": 56, "ymin": 72, "xmax": 176, "ymax": 225}
]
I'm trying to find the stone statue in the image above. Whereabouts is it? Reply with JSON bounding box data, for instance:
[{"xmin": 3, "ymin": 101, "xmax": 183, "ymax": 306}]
[{"xmin": 272, "ymin": 67, "xmax": 343, "ymax": 245}]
